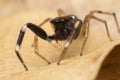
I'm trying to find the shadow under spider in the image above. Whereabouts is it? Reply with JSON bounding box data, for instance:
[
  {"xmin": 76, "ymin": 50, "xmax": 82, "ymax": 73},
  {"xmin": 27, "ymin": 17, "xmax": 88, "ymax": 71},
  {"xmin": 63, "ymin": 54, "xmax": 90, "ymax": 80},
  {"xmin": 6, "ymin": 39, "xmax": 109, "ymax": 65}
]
[{"xmin": 96, "ymin": 44, "xmax": 120, "ymax": 80}]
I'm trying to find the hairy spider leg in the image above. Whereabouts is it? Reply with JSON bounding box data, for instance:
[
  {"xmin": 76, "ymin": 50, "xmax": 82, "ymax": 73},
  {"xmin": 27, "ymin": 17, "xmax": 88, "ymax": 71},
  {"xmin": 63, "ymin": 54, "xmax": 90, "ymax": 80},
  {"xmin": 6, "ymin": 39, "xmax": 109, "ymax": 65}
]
[
  {"xmin": 15, "ymin": 23, "xmax": 51, "ymax": 71},
  {"xmin": 57, "ymin": 20, "xmax": 82, "ymax": 65}
]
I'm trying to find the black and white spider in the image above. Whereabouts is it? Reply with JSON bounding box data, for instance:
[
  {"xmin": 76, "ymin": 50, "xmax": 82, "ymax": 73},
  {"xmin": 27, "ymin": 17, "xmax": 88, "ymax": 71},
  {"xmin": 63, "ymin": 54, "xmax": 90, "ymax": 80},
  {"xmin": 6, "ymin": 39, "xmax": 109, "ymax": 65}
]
[{"xmin": 15, "ymin": 9, "xmax": 120, "ymax": 71}]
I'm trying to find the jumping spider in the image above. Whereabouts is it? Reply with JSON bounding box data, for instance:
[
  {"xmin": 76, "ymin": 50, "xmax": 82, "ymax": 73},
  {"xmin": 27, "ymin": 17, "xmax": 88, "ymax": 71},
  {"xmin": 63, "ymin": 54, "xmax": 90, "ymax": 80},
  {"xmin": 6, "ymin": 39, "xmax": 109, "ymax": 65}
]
[{"xmin": 15, "ymin": 9, "xmax": 120, "ymax": 71}]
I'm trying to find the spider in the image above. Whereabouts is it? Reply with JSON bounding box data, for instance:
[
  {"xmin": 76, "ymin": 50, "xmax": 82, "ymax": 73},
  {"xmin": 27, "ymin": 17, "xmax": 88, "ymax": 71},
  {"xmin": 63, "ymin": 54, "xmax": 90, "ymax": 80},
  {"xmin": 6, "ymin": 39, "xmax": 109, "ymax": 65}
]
[{"xmin": 15, "ymin": 9, "xmax": 120, "ymax": 71}]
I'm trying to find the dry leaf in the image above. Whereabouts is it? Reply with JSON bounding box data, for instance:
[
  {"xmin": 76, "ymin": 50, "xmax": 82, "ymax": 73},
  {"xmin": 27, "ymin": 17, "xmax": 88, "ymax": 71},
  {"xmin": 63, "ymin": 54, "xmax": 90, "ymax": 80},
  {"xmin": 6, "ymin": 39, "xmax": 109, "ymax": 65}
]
[{"xmin": 0, "ymin": 0, "xmax": 120, "ymax": 80}]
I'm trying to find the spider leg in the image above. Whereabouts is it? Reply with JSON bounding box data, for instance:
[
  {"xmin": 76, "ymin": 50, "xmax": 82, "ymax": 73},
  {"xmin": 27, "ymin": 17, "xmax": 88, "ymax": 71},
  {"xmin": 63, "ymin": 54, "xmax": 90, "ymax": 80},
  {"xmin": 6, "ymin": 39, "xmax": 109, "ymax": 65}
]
[
  {"xmin": 80, "ymin": 13, "xmax": 113, "ymax": 55},
  {"xmin": 57, "ymin": 8, "xmax": 66, "ymax": 17},
  {"xmin": 33, "ymin": 33, "xmax": 51, "ymax": 65},
  {"xmin": 80, "ymin": 21, "xmax": 89, "ymax": 56},
  {"xmin": 90, "ymin": 10, "xmax": 120, "ymax": 33},
  {"xmin": 32, "ymin": 18, "xmax": 53, "ymax": 53},
  {"xmin": 15, "ymin": 50, "xmax": 28, "ymax": 71},
  {"xmin": 15, "ymin": 23, "xmax": 51, "ymax": 70},
  {"xmin": 88, "ymin": 13, "xmax": 113, "ymax": 41},
  {"xmin": 57, "ymin": 21, "xmax": 81, "ymax": 65},
  {"xmin": 32, "ymin": 18, "xmax": 61, "ymax": 51},
  {"xmin": 33, "ymin": 18, "xmax": 57, "ymax": 65}
]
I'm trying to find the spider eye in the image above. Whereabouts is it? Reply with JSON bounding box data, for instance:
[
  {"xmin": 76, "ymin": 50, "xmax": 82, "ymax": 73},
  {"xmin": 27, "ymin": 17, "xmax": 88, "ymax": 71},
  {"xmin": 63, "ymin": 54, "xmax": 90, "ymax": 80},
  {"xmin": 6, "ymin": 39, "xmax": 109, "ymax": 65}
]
[{"xmin": 71, "ymin": 15, "xmax": 76, "ymax": 19}]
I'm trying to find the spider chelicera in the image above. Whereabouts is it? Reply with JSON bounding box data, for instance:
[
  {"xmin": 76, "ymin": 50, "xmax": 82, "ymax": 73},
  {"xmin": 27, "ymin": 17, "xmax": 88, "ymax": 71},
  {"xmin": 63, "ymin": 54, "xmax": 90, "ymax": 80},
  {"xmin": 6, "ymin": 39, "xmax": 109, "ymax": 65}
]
[{"xmin": 15, "ymin": 9, "xmax": 120, "ymax": 71}]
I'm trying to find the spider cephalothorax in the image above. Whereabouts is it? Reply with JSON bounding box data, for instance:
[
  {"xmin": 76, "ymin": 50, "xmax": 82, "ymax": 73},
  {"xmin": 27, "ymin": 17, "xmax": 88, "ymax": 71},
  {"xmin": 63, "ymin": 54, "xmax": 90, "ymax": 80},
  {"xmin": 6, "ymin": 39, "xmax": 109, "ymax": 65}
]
[{"xmin": 49, "ymin": 15, "xmax": 81, "ymax": 41}]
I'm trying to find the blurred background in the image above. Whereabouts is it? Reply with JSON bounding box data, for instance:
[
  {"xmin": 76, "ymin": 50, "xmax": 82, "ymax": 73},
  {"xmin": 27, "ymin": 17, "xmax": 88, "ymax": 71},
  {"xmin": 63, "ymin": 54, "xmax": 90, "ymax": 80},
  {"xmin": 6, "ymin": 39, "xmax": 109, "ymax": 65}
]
[{"xmin": 0, "ymin": 0, "xmax": 120, "ymax": 20}]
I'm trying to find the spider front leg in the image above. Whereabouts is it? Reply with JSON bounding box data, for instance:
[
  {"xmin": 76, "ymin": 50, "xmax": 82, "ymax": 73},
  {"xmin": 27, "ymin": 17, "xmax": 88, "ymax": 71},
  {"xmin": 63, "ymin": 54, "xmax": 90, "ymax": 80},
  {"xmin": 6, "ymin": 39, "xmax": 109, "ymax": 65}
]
[
  {"xmin": 57, "ymin": 21, "xmax": 82, "ymax": 65},
  {"xmin": 80, "ymin": 21, "xmax": 89, "ymax": 56},
  {"xmin": 32, "ymin": 18, "xmax": 53, "ymax": 53},
  {"xmin": 15, "ymin": 23, "xmax": 51, "ymax": 71},
  {"xmin": 32, "ymin": 18, "xmax": 60, "ymax": 53}
]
